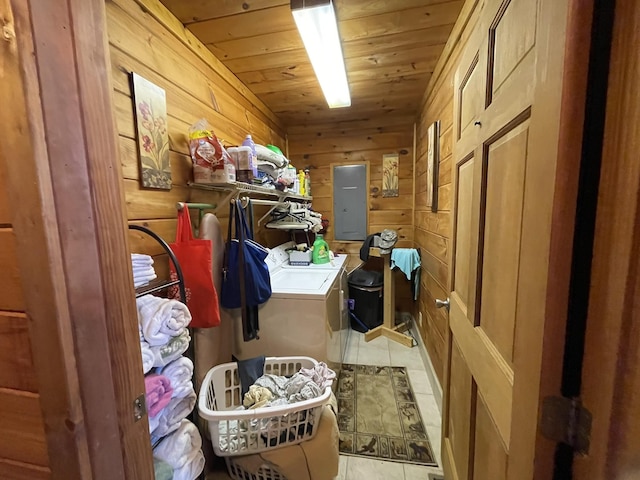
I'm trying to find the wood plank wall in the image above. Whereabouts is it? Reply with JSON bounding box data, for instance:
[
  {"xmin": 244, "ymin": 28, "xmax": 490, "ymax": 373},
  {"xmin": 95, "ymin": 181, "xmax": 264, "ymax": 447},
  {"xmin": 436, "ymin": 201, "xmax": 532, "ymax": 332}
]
[
  {"xmin": 0, "ymin": 3, "xmax": 50, "ymax": 476},
  {"xmin": 288, "ymin": 116, "xmax": 416, "ymax": 312},
  {"xmin": 414, "ymin": 0, "xmax": 481, "ymax": 385},
  {"xmin": 106, "ymin": 0, "xmax": 289, "ymax": 273}
]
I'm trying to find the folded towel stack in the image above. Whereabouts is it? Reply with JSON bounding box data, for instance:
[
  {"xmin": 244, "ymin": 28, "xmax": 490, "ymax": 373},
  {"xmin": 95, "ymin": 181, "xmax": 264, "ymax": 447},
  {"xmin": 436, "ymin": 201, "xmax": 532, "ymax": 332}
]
[
  {"xmin": 137, "ymin": 294, "xmax": 192, "ymax": 346},
  {"xmin": 149, "ymin": 386, "xmax": 197, "ymax": 438},
  {"xmin": 156, "ymin": 357, "xmax": 194, "ymax": 399},
  {"xmin": 131, "ymin": 253, "xmax": 157, "ymax": 288},
  {"xmin": 133, "ymin": 282, "xmax": 200, "ymax": 475},
  {"xmin": 153, "ymin": 419, "xmax": 205, "ymax": 480},
  {"xmin": 145, "ymin": 374, "xmax": 174, "ymax": 418},
  {"xmin": 149, "ymin": 329, "xmax": 191, "ymax": 369}
]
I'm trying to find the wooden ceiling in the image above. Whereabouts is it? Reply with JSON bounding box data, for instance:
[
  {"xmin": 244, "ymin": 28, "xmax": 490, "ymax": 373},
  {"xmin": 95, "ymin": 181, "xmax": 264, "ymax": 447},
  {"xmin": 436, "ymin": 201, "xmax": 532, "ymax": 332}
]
[{"xmin": 159, "ymin": 0, "xmax": 464, "ymax": 126}]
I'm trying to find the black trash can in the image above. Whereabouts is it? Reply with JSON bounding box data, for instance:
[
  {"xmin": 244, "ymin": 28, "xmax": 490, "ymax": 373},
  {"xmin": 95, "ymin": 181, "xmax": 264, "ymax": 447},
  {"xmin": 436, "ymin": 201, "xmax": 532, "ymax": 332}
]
[{"xmin": 348, "ymin": 269, "xmax": 383, "ymax": 333}]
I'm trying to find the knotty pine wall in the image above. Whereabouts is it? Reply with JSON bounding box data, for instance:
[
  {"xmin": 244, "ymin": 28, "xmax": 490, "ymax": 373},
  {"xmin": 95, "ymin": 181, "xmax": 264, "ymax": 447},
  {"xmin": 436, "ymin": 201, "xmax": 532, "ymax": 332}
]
[
  {"xmin": 288, "ymin": 117, "xmax": 416, "ymax": 312},
  {"xmin": 414, "ymin": 0, "xmax": 481, "ymax": 385},
  {"xmin": 106, "ymin": 0, "xmax": 289, "ymax": 277}
]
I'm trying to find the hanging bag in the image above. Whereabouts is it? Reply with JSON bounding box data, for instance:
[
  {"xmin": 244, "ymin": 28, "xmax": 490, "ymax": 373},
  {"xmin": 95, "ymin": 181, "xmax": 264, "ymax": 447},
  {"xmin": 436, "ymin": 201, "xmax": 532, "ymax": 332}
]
[
  {"xmin": 169, "ymin": 207, "xmax": 221, "ymax": 328},
  {"xmin": 221, "ymin": 200, "xmax": 272, "ymax": 309}
]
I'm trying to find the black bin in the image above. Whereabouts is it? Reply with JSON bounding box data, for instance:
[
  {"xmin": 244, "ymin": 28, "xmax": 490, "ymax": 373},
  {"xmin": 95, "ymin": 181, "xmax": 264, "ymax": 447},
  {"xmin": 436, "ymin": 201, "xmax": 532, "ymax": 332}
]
[{"xmin": 348, "ymin": 269, "xmax": 383, "ymax": 333}]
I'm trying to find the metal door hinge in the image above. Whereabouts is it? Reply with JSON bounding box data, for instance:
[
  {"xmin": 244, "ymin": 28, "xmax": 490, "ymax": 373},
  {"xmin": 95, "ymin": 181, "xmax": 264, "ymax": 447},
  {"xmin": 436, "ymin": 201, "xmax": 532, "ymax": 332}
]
[
  {"xmin": 133, "ymin": 394, "xmax": 146, "ymax": 422},
  {"xmin": 540, "ymin": 396, "xmax": 592, "ymax": 455}
]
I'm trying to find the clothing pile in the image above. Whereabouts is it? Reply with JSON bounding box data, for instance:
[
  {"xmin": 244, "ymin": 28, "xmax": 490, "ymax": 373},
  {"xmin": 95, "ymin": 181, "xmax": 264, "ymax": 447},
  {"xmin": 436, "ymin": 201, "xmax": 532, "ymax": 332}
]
[
  {"xmin": 254, "ymin": 144, "xmax": 292, "ymax": 189},
  {"xmin": 131, "ymin": 253, "xmax": 157, "ymax": 287},
  {"xmin": 265, "ymin": 203, "xmax": 324, "ymax": 232},
  {"xmin": 137, "ymin": 294, "xmax": 204, "ymax": 480}
]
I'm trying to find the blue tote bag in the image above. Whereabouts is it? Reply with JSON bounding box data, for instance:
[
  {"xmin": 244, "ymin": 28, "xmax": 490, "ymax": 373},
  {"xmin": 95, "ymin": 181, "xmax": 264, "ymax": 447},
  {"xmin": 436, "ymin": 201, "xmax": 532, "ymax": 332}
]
[{"xmin": 221, "ymin": 200, "xmax": 272, "ymax": 309}]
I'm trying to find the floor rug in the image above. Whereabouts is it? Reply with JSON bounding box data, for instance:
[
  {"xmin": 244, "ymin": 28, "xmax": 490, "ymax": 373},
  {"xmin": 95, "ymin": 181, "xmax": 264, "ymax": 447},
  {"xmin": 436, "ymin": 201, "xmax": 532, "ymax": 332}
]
[{"xmin": 336, "ymin": 364, "xmax": 437, "ymax": 466}]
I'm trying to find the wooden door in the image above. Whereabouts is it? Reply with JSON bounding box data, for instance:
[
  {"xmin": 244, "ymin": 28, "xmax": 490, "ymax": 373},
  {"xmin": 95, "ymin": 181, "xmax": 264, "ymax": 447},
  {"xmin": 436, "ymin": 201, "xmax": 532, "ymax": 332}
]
[{"xmin": 443, "ymin": 0, "xmax": 570, "ymax": 478}]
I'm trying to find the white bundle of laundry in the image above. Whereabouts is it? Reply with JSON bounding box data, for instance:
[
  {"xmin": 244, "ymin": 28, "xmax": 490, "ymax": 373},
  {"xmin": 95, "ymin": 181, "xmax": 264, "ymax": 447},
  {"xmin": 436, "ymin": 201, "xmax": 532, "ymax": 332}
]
[
  {"xmin": 131, "ymin": 253, "xmax": 157, "ymax": 288},
  {"xmin": 153, "ymin": 419, "xmax": 205, "ymax": 480}
]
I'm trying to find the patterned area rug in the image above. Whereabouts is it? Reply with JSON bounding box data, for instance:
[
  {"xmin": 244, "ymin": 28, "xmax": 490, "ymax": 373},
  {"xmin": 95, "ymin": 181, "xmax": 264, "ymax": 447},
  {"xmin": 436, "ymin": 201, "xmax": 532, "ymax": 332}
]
[{"xmin": 336, "ymin": 364, "xmax": 437, "ymax": 466}]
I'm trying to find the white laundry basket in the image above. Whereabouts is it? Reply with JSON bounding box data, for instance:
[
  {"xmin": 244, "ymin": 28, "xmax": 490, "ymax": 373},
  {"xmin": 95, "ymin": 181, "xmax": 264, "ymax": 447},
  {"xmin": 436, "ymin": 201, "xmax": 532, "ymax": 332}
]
[
  {"xmin": 225, "ymin": 459, "xmax": 286, "ymax": 480},
  {"xmin": 197, "ymin": 356, "xmax": 332, "ymax": 457}
]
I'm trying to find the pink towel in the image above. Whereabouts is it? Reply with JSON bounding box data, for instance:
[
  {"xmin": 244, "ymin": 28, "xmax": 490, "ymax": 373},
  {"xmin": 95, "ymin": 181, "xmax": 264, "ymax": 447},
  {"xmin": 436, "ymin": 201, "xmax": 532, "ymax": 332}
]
[{"xmin": 145, "ymin": 374, "xmax": 173, "ymax": 418}]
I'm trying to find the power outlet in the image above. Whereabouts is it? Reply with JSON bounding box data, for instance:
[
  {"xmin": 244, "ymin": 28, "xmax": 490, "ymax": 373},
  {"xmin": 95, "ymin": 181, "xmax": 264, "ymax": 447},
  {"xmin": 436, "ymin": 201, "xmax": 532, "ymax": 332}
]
[{"xmin": 418, "ymin": 311, "xmax": 423, "ymax": 327}]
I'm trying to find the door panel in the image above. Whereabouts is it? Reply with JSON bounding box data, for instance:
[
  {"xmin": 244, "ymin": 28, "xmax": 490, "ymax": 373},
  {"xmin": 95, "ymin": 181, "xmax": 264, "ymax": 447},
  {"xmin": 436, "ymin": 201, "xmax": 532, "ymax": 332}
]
[
  {"xmin": 446, "ymin": 339, "xmax": 474, "ymax": 480},
  {"xmin": 452, "ymin": 156, "xmax": 475, "ymax": 308},
  {"xmin": 478, "ymin": 122, "xmax": 529, "ymax": 364},
  {"xmin": 473, "ymin": 395, "xmax": 508, "ymax": 480},
  {"xmin": 489, "ymin": 0, "xmax": 538, "ymax": 97},
  {"xmin": 444, "ymin": 0, "xmax": 569, "ymax": 478},
  {"xmin": 459, "ymin": 54, "xmax": 484, "ymax": 139}
]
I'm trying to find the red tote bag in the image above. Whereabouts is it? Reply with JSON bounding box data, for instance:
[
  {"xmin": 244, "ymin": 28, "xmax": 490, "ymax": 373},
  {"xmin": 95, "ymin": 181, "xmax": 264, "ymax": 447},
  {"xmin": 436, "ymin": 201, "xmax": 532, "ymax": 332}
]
[{"xmin": 169, "ymin": 208, "xmax": 221, "ymax": 328}]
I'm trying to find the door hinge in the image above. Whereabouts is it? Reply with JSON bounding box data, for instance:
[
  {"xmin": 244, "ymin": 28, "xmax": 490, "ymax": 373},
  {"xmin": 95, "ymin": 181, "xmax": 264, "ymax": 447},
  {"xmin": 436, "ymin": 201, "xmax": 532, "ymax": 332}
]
[
  {"xmin": 540, "ymin": 396, "xmax": 592, "ymax": 455},
  {"xmin": 133, "ymin": 393, "xmax": 146, "ymax": 422}
]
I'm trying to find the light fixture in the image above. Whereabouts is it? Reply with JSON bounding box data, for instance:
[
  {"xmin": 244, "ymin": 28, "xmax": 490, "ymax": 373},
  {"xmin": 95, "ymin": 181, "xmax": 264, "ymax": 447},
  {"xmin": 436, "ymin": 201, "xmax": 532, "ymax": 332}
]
[{"xmin": 291, "ymin": 0, "xmax": 351, "ymax": 108}]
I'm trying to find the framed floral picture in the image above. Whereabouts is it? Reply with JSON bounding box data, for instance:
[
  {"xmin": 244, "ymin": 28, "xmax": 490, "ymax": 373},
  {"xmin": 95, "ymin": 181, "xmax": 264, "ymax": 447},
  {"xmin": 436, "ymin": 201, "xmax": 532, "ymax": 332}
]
[
  {"xmin": 382, "ymin": 153, "xmax": 399, "ymax": 197},
  {"xmin": 426, "ymin": 120, "xmax": 440, "ymax": 212},
  {"xmin": 132, "ymin": 73, "xmax": 171, "ymax": 190}
]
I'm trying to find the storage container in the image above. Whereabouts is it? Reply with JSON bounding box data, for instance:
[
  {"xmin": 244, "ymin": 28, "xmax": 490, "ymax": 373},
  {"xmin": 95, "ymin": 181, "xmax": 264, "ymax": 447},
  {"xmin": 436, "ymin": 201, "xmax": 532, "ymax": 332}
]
[
  {"xmin": 348, "ymin": 269, "xmax": 384, "ymax": 332},
  {"xmin": 197, "ymin": 356, "xmax": 332, "ymax": 457},
  {"xmin": 225, "ymin": 459, "xmax": 286, "ymax": 480}
]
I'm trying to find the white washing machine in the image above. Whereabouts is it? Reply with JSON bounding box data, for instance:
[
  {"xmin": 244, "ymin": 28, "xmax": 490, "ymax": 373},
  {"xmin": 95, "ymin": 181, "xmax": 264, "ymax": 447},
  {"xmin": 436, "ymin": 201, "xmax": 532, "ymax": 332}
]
[{"xmin": 231, "ymin": 243, "xmax": 347, "ymax": 368}]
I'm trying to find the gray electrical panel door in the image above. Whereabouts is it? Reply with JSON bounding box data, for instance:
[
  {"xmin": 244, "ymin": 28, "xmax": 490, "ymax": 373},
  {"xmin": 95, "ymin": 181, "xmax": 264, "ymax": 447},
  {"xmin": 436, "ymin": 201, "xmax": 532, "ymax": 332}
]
[{"xmin": 333, "ymin": 164, "xmax": 367, "ymax": 240}]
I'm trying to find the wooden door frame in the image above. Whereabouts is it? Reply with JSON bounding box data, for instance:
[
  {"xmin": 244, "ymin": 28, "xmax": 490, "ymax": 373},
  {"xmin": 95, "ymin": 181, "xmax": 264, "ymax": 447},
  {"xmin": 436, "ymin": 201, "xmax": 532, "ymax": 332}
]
[
  {"xmin": 1, "ymin": 0, "xmax": 153, "ymax": 478},
  {"xmin": 573, "ymin": 0, "xmax": 640, "ymax": 477}
]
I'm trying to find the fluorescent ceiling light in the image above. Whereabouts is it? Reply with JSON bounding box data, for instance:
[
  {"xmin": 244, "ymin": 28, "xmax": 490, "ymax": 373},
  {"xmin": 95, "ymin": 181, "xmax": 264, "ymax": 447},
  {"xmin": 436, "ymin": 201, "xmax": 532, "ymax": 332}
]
[{"xmin": 291, "ymin": 0, "xmax": 351, "ymax": 108}]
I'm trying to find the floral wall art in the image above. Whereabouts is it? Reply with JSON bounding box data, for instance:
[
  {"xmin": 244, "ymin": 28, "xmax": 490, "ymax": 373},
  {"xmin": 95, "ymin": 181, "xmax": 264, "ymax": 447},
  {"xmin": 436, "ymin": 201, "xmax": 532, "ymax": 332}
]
[
  {"xmin": 426, "ymin": 120, "xmax": 440, "ymax": 212},
  {"xmin": 132, "ymin": 73, "xmax": 171, "ymax": 189},
  {"xmin": 382, "ymin": 153, "xmax": 399, "ymax": 197}
]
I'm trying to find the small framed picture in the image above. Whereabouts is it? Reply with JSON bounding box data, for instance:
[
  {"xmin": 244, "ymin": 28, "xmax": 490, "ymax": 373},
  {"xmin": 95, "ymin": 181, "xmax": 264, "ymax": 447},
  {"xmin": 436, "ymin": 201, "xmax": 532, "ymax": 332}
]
[{"xmin": 426, "ymin": 120, "xmax": 440, "ymax": 213}]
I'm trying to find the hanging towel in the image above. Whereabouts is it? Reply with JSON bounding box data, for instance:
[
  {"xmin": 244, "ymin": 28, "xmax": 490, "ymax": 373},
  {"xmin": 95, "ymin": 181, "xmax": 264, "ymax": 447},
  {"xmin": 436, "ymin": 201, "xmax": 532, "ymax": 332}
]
[
  {"xmin": 149, "ymin": 389, "xmax": 196, "ymax": 437},
  {"xmin": 390, "ymin": 248, "xmax": 422, "ymax": 301},
  {"xmin": 145, "ymin": 374, "xmax": 173, "ymax": 418},
  {"xmin": 152, "ymin": 457, "xmax": 173, "ymax": 480},
  {"xmin": 137, "ymin": 294, "xmax": 192, "ymax": 346},
  {"xmin": 149, "ymin": 330, "xmax": 191, "ymax": 368},
  {"xmin": 156, "ymin": 357, "xmax": 194, "ymax": 399},
  {"xmin": 153, "ymin": 419, "xmax": 204, "ymax": 480}
]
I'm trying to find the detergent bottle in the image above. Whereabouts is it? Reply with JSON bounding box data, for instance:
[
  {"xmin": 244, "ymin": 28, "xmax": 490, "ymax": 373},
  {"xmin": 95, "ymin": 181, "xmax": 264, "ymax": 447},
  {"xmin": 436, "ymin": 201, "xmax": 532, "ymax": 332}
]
[
  {"xmin": 298, "ymin": 170, "xmax": 306, "ymax": 196},
  {"xmin": 312, "ymin": 234, "xmax": 330, "ymax": 264}
]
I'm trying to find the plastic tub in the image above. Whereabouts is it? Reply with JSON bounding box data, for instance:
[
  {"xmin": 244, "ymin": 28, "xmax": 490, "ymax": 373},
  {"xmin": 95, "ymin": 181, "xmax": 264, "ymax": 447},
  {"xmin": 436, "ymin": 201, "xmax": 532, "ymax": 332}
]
[{"xmin": 197, "ymin": 356, "xmax": 332, "ymax": 457}]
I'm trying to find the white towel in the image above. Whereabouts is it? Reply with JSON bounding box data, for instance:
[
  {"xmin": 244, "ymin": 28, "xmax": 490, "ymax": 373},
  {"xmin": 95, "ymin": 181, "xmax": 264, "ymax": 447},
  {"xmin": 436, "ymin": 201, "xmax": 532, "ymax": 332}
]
[
  {"xmin": 140, "ymin": 340, "xmax": 154, "ymax": 374},
  {"xmin": 153, "ymin": 420, "xmax": 204, "ymax": 480},
  {"xmin": 173, "ymin": 449, "xmax": 205, "ymax": 480},
  {"xmin": 149, "ymin": 390, "xmax": 196, "ymax": 437},
  {"xmin": 150, "ymin": 330, "xmax": 191, "ymax": 368},
  {"xmin": 131, "ymin": 253, "xmax": 154, "ymax": 266},
  {"xmin": 137, "ymin": 295, "xmax": 192, "ymax": 346},
  {"xmin": 134, "ymin": 271, "xmax": 157, "ymax": 288},
  {"xmin": 156, "ymin": 357, "xmax": 194, "ymax": 399}
]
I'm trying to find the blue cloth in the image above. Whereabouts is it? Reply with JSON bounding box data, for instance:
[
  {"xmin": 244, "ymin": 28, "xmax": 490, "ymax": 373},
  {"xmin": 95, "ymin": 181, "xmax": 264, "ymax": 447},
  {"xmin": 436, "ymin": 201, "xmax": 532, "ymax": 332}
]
[
  {"xmin": 232, "ymin": 355, "xmax": 266, "ymax": 397},
  {"xmin": 390, "ymin": 249, "xmax": 421, "ymax": 300}
]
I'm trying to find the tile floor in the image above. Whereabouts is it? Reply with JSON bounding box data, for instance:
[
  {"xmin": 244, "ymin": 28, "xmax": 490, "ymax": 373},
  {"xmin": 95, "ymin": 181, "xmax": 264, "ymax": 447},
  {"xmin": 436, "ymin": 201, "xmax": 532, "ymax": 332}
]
[{"xmin": 206, "ymin": 329, "xmax": 444, "ymax": 480}]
